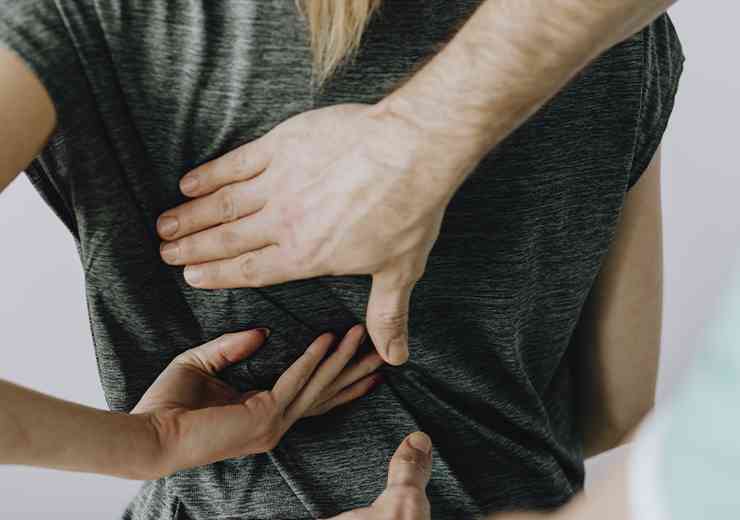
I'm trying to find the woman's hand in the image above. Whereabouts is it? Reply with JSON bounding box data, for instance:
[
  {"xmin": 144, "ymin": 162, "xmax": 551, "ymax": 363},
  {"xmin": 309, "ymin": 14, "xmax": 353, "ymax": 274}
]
[
  {"xmin": 328, "ymin": 432, "xmax": 434, "ymax": 520},
  {"xmin": 133, "ymin": 324, "xmax": 383, "ymax": 478},
  {"xmin": 157, "ymin": 102, "xmax": 484, "ymax": 367}
]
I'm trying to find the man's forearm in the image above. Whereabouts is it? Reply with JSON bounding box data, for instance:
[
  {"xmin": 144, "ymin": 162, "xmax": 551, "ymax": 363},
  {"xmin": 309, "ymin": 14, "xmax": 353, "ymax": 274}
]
[
  {"xmin": 379, "ymin": 0, "xmax": 676, "ymax": 190},
  {"xmin": 0, "ymin": 379, "xmax": 160, "ymax": 479}
]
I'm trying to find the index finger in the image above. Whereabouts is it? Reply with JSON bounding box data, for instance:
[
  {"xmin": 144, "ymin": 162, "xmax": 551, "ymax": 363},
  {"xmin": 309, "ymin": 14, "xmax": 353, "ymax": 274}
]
[
  {"xmin": 271, "ymin": 333, "xmax": 335, "ymax": 410},
  {"xmin": 179, "ymin": 134, "xmax": 272, "ymax": 197}
]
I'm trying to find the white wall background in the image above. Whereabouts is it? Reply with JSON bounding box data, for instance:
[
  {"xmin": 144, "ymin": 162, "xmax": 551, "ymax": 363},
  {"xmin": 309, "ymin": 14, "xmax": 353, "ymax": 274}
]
[{"xmin": 0, "ymin": 3, "xmax": 737, "ymax": 517}]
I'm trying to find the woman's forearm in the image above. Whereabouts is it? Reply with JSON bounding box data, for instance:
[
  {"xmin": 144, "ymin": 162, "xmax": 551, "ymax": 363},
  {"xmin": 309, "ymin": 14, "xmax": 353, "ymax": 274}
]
[
  {"xmin": 380, "ymin": 0, "xmax": 677, "ymax": 191},
  {"xmin": 0, "ymin": 379, "xmax": 160, "ymax": 480}
]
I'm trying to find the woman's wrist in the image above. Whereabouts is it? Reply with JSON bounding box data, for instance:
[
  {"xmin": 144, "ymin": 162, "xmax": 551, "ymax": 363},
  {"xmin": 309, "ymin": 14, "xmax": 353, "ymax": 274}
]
[
  {"xmin": 0, "ymin": 379, "xmax": 167, "ymax": 480},
  {"xmin": 121, "ymin": 411, "xmax": 172, "ymax": 480}
]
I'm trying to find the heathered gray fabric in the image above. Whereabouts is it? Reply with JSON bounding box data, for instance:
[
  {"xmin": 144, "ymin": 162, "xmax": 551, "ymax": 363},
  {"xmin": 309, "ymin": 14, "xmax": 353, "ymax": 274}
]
[{"xmin": 0, "ymin": 1, "xmax": 684, "ymax": 519}]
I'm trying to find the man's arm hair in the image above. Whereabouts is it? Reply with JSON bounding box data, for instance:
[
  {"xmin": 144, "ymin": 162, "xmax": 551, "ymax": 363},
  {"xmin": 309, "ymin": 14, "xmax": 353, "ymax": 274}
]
[
  {"xmin": 0, "ymin": 46, "xmax": 56, "ymax": 193},
  {"xmin": 377, "ymin": 0, "xmax": 674, "ymax": 457},
  {"xmin": 377, "ymin": 0, "xmax": 677, "ymax": 192}
]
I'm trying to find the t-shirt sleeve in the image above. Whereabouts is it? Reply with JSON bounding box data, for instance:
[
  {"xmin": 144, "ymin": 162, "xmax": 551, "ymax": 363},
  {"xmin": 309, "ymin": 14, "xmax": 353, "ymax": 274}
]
[
  {"xmin": 0, "ymin": 0, "xmax": 84, "ymax": 126},
  {"xmin": 627, "ymin": 14, "xmax": 686, "ymax": 191}
]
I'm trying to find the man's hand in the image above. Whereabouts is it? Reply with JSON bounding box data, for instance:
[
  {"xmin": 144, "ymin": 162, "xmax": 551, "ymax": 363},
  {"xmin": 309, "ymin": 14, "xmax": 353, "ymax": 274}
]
[
  {"xmin": 157, "ymin": 103, "xmax": 482, "ymax": 366},
  {"xmin": 134, "ymin": 324, "xmax": 384, "ymax": 478},
  {"xmin": 328, "ymin": 431, "xmax": 433, "ymax": 520}
]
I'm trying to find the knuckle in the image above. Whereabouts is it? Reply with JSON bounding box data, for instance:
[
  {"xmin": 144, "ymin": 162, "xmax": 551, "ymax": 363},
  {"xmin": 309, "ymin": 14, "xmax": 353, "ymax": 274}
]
[
  {"xmin": 273, "ymin": 202, "xmax": 293, "ymax": 232},
  {"xmin": 172, "ymin": 351, "xmax": 192, "ymax": 367},
  {"xmin": 219, "ymin": 185, "xmax": 237, "ymax": 223},
  {"xmin": 239, "ymin": 251, "xmax": 262, "ymax": 285},
  {"xmin": 404, "ymin": 450, "xmax": 431, "ymax": 469},
  {"xmin": 385, "ymin": 268, "xmax": 420, "ymax": 288},
  {"xmin": 389, "ymin": 488, "xmax": 428, "ymax": 516},
  {"xmin": 176, "ymin": 236, "xmax": 192, "ymax": 258},
  {"xmin": 302, "ymin": 246, "xmax": 326, "ymax": 275},
  {"xmin": 301, "ymin": 348, "xmax": 321, "ymax": 368},
  {"xmin": 214, "ymin": 334, "xmax": 233, "ymax": 349},
  {"xmin": 373, "ymin": 310, "xmax": 409, "ymax": 332},
  {"xmin": 220, "ymin": 228, "xmax": 243, "ymax": 256},
  {"xmin": 256, "ymin": 427, "xmax": 281, "ymax": 452},
  {"xmin": 189, "ymin": 349, "xmax": 213, "ymax": 373},
  {"xmin": 238, "ymin": 151, "xmax": 252, "ymax": 173},
  {"xmin": 245, "ymin": 394, "xmax": 283, "ymax": 450},
  {"xmin": 273, "ymin": 202, "xmax": 304, "ymax": 243},
  {"xmin": 306, "ymin": 403, "xmax": 326, "ymax": 417}
]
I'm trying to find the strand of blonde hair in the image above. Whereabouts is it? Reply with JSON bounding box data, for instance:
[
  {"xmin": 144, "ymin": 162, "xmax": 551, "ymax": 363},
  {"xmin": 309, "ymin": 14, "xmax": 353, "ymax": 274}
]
[{"xmin": 295, "ymin": 0, "xmax": 383, "ymax": 87}]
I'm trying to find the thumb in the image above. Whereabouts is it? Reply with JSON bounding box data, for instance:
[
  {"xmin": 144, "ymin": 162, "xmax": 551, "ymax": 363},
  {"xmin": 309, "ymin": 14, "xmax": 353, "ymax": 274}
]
[
  {"xmin": 386, "ymin": 432, "xmax": 433, "ymax": 490},
  {"xmin": 366, "ymin": 270, "xmax": 415, "ymax": 366},
  {"xmin": 176, "ymin": 328, "xmax": 270, "ymax": 375}
]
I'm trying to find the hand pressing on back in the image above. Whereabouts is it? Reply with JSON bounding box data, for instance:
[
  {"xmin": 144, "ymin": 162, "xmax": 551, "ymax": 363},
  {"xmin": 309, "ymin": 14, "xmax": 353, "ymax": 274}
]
[
  {"xmin": 133, "ymin": 324, "xmax": 383, "ymax": 478},
  {"xmin": 157, "ymin": 102, "xmax": 483, "ymax": 366},
  {"xmin": 327, "ymin": 431, "xmax": 434, "ymax": 520}
]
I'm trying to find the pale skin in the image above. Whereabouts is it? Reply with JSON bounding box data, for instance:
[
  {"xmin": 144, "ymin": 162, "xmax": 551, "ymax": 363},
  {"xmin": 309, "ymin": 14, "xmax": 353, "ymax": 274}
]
[
  {"xmin": 1, "ymin": 0, "xmax": 674, "ymax": 517},
  {"xmin": 0, "ymin": 54, "xmax": 386, "ymax": 476}
]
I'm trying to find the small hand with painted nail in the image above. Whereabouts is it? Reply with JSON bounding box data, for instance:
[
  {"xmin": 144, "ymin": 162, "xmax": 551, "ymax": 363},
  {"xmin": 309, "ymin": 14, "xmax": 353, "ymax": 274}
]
[{"xmin": 133, "ymin": 324, "xmax": 384, "ymax": 479}]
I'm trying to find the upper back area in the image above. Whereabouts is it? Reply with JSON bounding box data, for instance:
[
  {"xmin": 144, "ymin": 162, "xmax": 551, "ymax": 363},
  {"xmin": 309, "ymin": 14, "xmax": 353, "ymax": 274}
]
[{"xmin": 0, "ymin": 1, "xmax": 684, "ymax": 517}]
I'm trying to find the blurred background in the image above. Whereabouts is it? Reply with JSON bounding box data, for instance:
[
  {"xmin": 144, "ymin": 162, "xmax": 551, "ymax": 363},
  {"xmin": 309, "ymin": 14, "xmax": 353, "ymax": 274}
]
[{"xmin": 0, "ymin": 3, "xmax": 738, "ymax": 517}]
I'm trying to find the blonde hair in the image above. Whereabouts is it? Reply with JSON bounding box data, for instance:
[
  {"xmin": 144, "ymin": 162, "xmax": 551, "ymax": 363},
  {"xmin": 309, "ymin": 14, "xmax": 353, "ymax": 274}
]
[{"xmin": 295, "ymin": 0, "xmax": 383, "ymax": 87}]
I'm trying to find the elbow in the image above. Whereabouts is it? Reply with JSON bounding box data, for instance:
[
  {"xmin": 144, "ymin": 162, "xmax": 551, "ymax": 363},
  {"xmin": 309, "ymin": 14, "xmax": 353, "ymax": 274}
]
[{"xmin": 582, "ymin": 402, "xmax": 655, "ymax": 458}]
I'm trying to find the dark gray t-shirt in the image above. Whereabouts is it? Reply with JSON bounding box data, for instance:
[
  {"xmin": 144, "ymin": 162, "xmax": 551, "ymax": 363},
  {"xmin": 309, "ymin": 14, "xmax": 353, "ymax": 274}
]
[{"xmin": 0, "ymin": 1, "xmax": 684, "ymax": 519}]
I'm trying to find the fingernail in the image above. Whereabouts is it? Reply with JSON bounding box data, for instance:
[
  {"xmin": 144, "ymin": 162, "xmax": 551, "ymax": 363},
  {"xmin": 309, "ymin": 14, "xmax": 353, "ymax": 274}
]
[
  {"xmin": 158, "ymin": 216, "xmax": 179, "ymax": 238},
  {"xmin": 184, "ymin": 266, "xmax": 203, "ymax": 286},
  {"xmin": 160, "ymin": 242, "xmax": 179, "ymax": 263},
  {"xmin": 386, "ymin": 336, "xmax": 409, "ymax": 366},
  {"xmin": 256, "ymin": 327, "xmax": 271, "ymax": 338},
  {"xmin": 408, "ymin": 432, "xmax": 432, "ymax": 454},
  {"xmin": 180, "ymin": 176, "xmax": 199, "ymax": 194}
]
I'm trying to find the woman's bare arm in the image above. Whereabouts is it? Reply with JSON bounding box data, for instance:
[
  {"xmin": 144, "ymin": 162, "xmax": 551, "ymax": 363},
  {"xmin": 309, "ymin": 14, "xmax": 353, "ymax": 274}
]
[
  {"xmin": 0, "ymin": 325, "xmax": 382, "ymax": 479},
  {"xmin": 0, "ymin": 50, "xmax": 383, "ymax": 477},
  {"xmin": 0, "ymin": 47, "xmax": 55, "ymax": 193},
  {"xmin": 575, "ymin": 150, "xmax": 663, "ymax": 458}
]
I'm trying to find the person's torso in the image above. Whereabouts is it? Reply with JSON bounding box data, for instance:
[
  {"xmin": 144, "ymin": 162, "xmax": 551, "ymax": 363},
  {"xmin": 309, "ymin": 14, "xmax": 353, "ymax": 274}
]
[{"xmin": 25, "ymin": 1, "xmax": 683, "ymax": 518}]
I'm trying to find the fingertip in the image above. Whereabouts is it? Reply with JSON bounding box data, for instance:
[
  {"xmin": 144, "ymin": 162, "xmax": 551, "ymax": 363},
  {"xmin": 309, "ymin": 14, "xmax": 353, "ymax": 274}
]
[
  {"xmin": 227, "ymin": 328, "xmax": 269, "ymax": 349},
  {"xmin": 342, "ymin": 324, "xmax": 365, "ymax": 347},
  {"xmin": 371, "ymin": 373, "xmax": 385, "ymax": 391},
  {"xmin": 184, "ymin": 266, "xmax": 204, "ymax": 287},
  {"xmin": 339, "ymin": 325, "xmax": 365, "ymax": 352},
  {"xmin": 387, "ymin": 431, "xmax": 433, "ymax": 489},
  {"xmin": 386, "ymin": 337, "xmax": 410, "ymax": 366},
  {"xmin": 354, "ymin": 323, "xmax": 367, "ymax": 340},
  {"xmin": 180, "ymin": 174, "xmax": 200, "ymax": 195},
  {"xmin": 309, "ymin": 332, "xmax": 335, "ymax": 355},
  {"xmin": 406, "ymin": 431, "xmax": 432, "ymax": 455},
  {"xmin": 157, "ymin": 215, "xmax": 179, "ymax": 239}
]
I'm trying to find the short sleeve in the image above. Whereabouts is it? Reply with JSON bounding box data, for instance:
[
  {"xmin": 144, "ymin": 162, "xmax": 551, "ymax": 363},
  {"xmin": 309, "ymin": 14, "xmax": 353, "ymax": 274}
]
[
  {"xmin": 627, "ymin": 14, "xmax": 686, "ymax": 190},
  {"xmin": 0, "ymin": 0, "xmax": 86, "ymax": 126}
]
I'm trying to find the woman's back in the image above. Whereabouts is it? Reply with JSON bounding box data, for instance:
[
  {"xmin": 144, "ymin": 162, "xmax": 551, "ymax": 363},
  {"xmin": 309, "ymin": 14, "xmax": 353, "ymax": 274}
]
[{"xmin": 1, "ymin": 1, "xmax": 683, "ymax": 518}]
